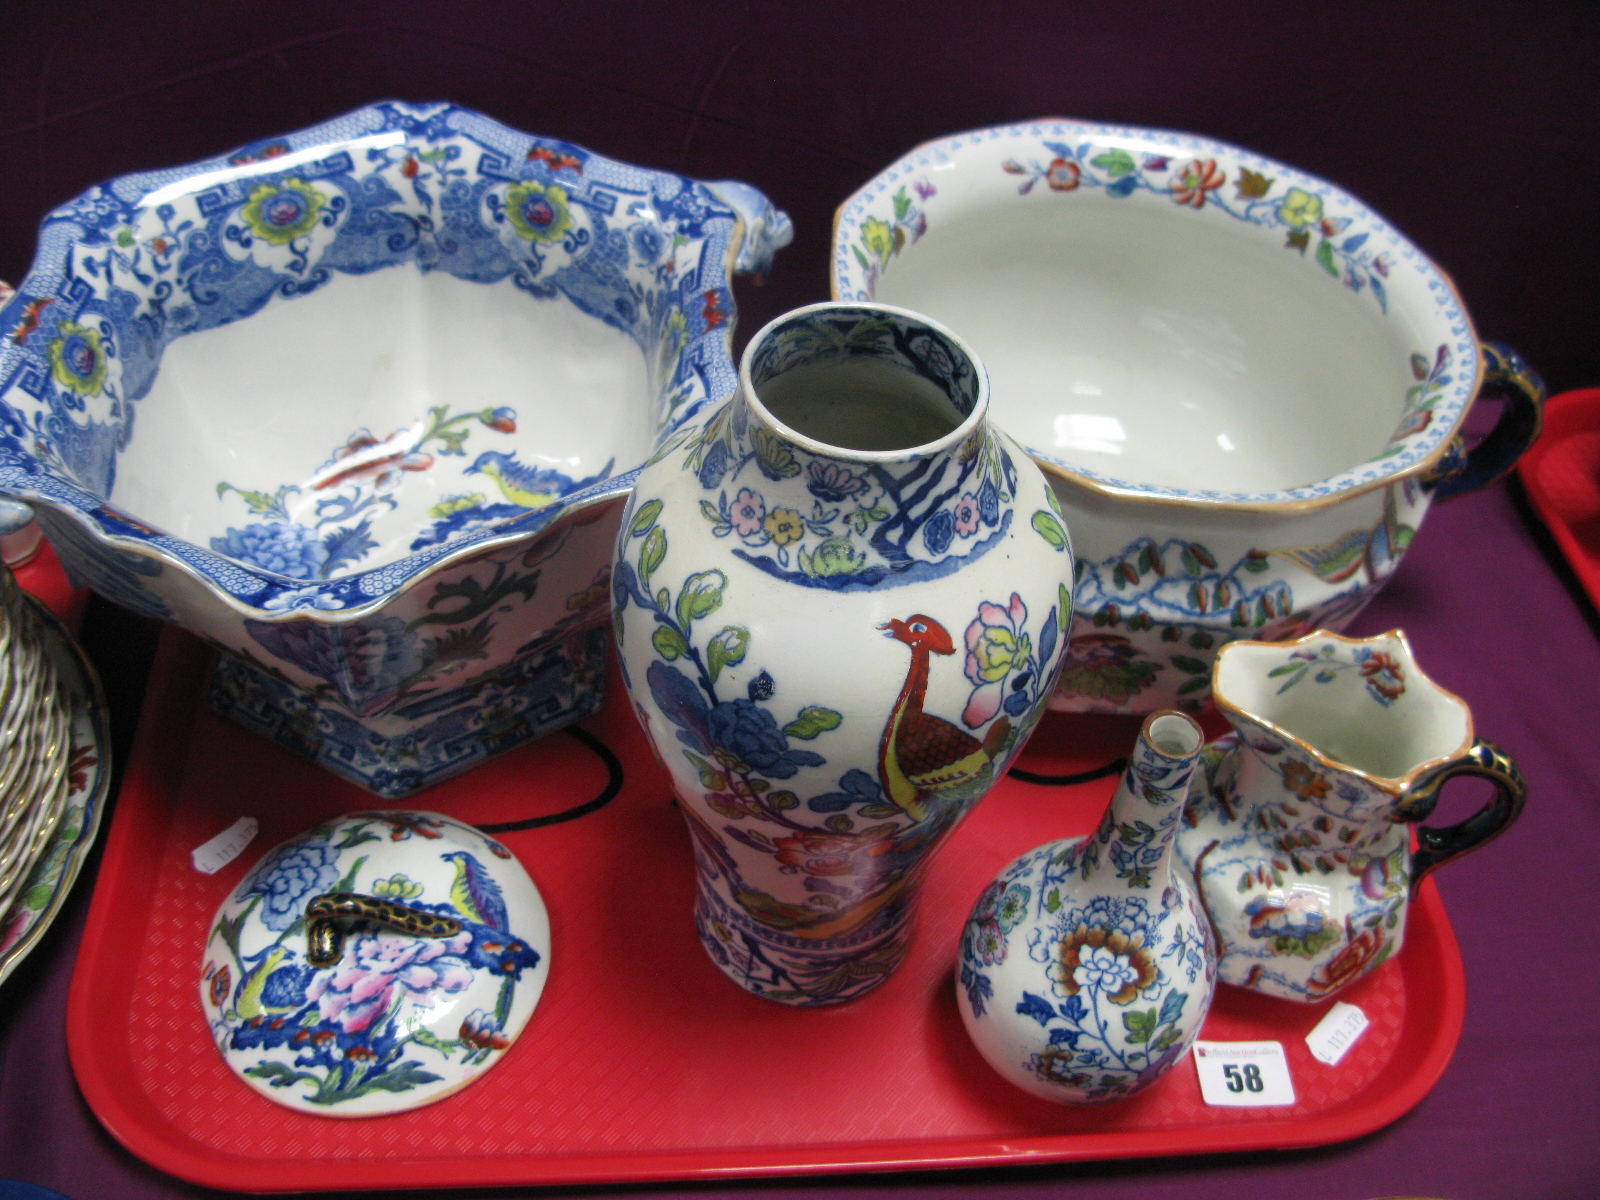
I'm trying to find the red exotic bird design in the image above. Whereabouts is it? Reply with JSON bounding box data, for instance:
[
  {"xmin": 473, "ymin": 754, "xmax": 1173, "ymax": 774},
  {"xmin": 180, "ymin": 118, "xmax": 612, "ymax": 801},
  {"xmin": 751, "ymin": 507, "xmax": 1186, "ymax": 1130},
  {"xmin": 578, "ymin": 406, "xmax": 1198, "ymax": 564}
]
[{"xmin": 879, "ymin": 615, "xmax": 1011, "ymax": 820}]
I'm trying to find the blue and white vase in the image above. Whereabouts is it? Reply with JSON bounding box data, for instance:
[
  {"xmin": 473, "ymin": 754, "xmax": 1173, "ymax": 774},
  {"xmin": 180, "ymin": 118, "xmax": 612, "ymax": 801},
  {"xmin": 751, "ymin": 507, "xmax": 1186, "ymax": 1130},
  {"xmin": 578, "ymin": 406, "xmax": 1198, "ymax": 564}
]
[
  {"xmin": 957, "ymin": 710, "xmax": 1217, "ymax": 1102},
  {"xmin": 613, "ymin": 302, "xmax": 1075, "ymax": 1005}
]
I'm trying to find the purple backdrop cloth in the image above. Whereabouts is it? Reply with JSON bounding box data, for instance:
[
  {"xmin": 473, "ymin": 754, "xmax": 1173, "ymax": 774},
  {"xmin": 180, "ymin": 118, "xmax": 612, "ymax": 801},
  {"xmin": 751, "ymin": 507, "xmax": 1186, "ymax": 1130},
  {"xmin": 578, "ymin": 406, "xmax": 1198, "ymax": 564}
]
[{"xmin": 0, "ymin": 2, "xmax": 1597, "ymax": 1196}]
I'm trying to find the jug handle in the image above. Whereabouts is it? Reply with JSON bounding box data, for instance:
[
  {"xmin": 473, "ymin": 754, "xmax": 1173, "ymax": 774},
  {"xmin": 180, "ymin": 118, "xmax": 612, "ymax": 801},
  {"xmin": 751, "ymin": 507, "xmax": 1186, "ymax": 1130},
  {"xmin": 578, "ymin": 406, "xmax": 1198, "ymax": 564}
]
[
  {"xmin": 1393, "ymin": 738, "xmax": 1527, "ymax": 892},
  {"xmin": 1422, "ymin": 343, "xmax": 1546, "ymax": 501}
]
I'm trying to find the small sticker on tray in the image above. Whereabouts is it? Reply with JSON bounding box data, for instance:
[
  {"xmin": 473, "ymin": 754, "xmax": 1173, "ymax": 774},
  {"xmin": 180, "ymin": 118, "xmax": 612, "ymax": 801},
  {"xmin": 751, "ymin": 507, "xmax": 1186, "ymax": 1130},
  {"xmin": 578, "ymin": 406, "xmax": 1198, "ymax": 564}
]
[
  {"xmin": 1192, "ymin": 1040, "xmax": 1296, "ymax": 1107},
  {"xmin": 1305, "ymin": 1001, "xmax": 1370, "ymax": 1066},
  {"xmin": 192, "ymin": 816, "xmax": 258, "ymax": 874}
]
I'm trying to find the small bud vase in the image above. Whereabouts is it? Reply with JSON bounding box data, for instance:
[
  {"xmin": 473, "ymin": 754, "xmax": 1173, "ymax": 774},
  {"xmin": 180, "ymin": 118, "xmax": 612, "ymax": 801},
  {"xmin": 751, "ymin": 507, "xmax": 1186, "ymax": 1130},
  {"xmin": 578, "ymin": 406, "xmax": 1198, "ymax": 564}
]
[
  {"xmin": 613, "ymin": 302, "xmax": 1075, "ymax": 1005},
  {"xmin": 957, "ymin": 711, "xmax": 1217, "ymax": 1102}
]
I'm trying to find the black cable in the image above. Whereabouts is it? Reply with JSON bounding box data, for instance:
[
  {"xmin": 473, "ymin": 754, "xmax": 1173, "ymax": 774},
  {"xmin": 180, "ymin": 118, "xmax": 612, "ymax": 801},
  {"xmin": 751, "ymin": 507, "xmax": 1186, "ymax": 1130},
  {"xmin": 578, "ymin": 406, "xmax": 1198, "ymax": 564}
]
[
  {"xmin": 1007, "ymin": 758, "xmax": 1126, "ymax": 787},
  {"xmin": 477, "ymin": 725, "xmax": 625, "ymax": 832}
]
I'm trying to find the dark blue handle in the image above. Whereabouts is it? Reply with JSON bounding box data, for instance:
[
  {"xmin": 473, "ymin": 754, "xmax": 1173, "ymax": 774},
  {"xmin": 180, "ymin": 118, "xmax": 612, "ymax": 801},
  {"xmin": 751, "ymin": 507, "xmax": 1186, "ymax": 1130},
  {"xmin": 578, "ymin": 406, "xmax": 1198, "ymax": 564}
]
[{"xmin": 1426, "ymin": 342, "xmax": 1547, "ymax": 501}]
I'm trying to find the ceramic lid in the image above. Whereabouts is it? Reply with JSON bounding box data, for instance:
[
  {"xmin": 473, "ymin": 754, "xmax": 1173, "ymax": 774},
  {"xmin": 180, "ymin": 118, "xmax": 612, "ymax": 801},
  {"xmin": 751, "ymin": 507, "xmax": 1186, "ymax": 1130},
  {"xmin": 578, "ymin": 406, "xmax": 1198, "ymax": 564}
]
[{"xmin": 201, "ymin": 810, "xmax": 548, "ymax": 1116}]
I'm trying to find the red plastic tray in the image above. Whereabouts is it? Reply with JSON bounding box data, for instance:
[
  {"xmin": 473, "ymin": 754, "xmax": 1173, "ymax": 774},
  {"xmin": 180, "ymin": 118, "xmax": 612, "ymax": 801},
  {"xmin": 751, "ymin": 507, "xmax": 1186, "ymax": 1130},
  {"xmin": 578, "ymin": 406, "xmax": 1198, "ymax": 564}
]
[
  {"xmin": 68, "ymin": 627, "xmax": 1465, "ymax": 1192},
  {"xmin": 1518, "ymin": 387, "xmax": 1600, "ymax": 614}
]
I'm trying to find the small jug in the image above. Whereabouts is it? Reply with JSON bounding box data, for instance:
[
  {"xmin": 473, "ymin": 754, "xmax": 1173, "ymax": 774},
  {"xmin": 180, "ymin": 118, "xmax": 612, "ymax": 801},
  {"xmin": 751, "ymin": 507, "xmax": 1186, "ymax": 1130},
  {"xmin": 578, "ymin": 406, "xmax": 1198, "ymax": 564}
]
[
  {"xmin": 1177, "ymin": 629, "xmax": 1527, "ymax": 1002},
  {"xmin": 957, "ymin": 711, "xmax": 1216, "ymax": 1103}
]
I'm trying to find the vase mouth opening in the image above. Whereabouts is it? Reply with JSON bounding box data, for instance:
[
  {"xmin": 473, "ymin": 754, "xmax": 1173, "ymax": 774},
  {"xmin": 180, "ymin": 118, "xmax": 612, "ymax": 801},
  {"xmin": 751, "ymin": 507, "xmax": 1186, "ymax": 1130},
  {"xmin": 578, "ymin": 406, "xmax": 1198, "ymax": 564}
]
[
  {"xmin": 738, "ymin": 301, "xmax": 989, "ymax": 462},
  {"xmin": 1143, "ymin": 710, "xmax": 1202, "ymax": 759}
]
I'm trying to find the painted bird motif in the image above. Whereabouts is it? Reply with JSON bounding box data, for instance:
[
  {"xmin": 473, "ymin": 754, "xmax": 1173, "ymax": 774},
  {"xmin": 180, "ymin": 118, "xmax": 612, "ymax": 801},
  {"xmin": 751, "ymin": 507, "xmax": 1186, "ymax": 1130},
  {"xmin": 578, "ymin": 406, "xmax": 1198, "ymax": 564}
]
[
  {"xmin": 466, "ymin": 451, "xmax": 614, "ymax": 510},
  {"xmin": 442, "ymin": 850, "xmax": 509, "ymax": 932},
  {"xmin": 878, "ymin": 615, "xmax": 1011, "ymax": 821}
]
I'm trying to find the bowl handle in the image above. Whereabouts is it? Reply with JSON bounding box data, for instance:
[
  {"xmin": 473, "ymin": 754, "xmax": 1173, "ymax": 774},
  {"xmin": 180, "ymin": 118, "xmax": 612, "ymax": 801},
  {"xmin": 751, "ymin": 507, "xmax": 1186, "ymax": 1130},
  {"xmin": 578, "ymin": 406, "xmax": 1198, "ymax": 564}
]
[
  {"xmin": 305, "ymin": 892, "xmax": 464, "ymax": 967},
  {"xmin": 705, "ymin": 181, "xmax": 794, "ymax": 281},
  {"xmin": 1424, "ymin": 342, "xmax": 1546, "ymax": 500},
  {"xmin": 1393, "ymin": 738, "xmax": 1527, "ymax": 892}
]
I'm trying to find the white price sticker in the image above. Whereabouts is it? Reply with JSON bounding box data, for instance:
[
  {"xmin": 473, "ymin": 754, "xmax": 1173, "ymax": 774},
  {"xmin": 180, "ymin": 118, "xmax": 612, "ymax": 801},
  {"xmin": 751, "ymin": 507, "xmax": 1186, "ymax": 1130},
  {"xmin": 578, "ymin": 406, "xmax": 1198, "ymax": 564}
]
[
  {"xmin": 1192, "ymin": 1040, "xmax": 1296, "ymax": 1107},
  {"xmin": 192, "ymin": 816, "xmax": 259, "ymax": 875},
  {"xmin": 1305, "ymin": 1001, "xmax": 1370, "ymax": 1066}
]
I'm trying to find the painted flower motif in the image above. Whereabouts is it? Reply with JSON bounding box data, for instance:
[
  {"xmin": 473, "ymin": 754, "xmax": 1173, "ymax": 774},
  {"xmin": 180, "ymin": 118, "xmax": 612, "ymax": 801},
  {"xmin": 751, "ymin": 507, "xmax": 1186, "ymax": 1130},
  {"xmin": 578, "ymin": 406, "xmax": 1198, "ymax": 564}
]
[
  {"xmin": 630, "ymin": 224, "xmax": 665, "ymax": 264},
  {"xmin": 953, "ymin": 492, "xmax": 982, "ymax": 537},
  {"xmin": 1307, "ymin": 923, "xmax": 1388, "ymax": 998},
  {"xmin": 207, "ymin": 963, "xmax": 231, "ymax": 1008},
  {"xmin": 1170, "ymin": 159, "xmax": 1225, "ymax": 208},
  {"xmin": 214, "ymin": 521, "xmax": 330, "ymax": 579},
  {"xmin": 762, "ymin": 507, "xmax": 804, "ymax": 547},
  {"xmin": 371, "ymin": 874, "xmax": 424, "ymax": 900},
  {"xmin": 1281, "ymin": 758, "xmax": 1332, "ymax": 800},
  {"xmin": 261, "ymin": 584, "xmax": 343, "ymax": 612},
  {"xmin": 800, "ymin": 536, "xmax": 868, "ymax": 578},
  {"xmin": 1278, "ymin": 186, "xmax": 1325, "ymax": 229},
  {"xmin": 1046, "ymin": 157, "xmax": 1082, "ymax": 191},
  {"xmin": 971, "ymin": 919, "xmax": 1007, "ymax": 965},
  {"xmin": 1394, "ymin": 407, "xmax": 1432, "ymax": 438},
  {"xmin": 772, "ymin": 828, "xmax": 894, "ymax": 877},
  {"xmin": 977, "ymin": 478, "xmax": 1001, "ymax": 527},
  {"xmin": 996, "ymin": 883, "xmax": 1031, "ymax": 933},
  {"xmin": 1357, "ymin": 649, "xmax": 1405, "ymax": 703},
  {"xmin": 505, "ymin": 181, "xmax": 575, "ymax": 243},
  {"xmin": 1051, "ymin": 924, "xmax": 1157, "ymax": 1004},
  {"xmin": 460, "ymin": 1008, "xmax": 511, "ymax": 1051},
  {"xmin": 805, "ymin": 460, "xmax": 869, "ymax": 502},
  {"xmin": 962, "ymin": 593, "xmax": 1032, "ymax": 727},
  {"xmin": 923, "ymin": 509, "xmax": 954, "ymax": 555},
  {"xmin": 483, "ymin": 406, "xmax": 518, "ymax": 433},
  {"xmin": 730, "ymin": 488, "xmax": 766, "ymax": 537},
  {"xmin": 913, "ymin": 178, "xmax": 937, "ymax": 201},
  {"xmin": 311, "ymin": 430, "xmax": 435, "ymax": 493},
  {"xmin": 707, "ymin": 698, "xmax": 818, "ymax": 778},
  {"xmin": 47, "ymin": 321, "xmax": 108, "ymax": 396},
  {"xmin": 241, "ymin": 178, "xmax": 327, "ymax": 245},
  {"xmin": 236, "ymin": 837, "xmax": 343, "ymax": 931},
  {"xmin": 305, "ymin": 929, "xmax": 474, "ymax": 1034},
  {"xmin": 861, "ymin": 216, "xmax": 895, "ymax": 267}
]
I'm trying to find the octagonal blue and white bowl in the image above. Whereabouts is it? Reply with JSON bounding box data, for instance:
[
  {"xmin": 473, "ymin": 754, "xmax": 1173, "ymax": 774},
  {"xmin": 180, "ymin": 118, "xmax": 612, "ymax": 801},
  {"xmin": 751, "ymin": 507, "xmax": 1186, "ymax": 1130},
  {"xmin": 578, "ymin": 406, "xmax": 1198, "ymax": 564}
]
[{"xmin": 0, "ymin": 101, "xmax": 790, "ymax": 796}]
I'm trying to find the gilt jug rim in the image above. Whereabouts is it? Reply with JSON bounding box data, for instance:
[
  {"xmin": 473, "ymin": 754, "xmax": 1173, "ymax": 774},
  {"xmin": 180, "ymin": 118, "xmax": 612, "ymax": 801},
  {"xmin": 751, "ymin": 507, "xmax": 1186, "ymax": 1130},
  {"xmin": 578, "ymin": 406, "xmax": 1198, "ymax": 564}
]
[{"xmin": 1211, "ymin": 628, "xmax": 1476, "ymax": 792}]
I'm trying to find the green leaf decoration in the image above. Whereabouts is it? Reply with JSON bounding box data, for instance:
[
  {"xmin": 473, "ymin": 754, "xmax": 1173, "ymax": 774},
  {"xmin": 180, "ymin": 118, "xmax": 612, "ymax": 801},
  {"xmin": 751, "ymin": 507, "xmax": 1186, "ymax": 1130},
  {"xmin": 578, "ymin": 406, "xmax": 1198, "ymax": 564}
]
[
  {"xmin": 676, "ymin": 570, "xmax": 727, "ymax": 628},
  {"xmin": 652, "ymin": 624, "xmax": 688, "ymax": 661},
  {"xmin": 1170, "ymin": 655, "xmax": 1208, "ymax": 675},
  {"xmin": 784, "ymin": 706, "xmax": 842, "ymax": 740},
  {"xmin": 1151, "ymin": 1024, "xmax": 1183, "ymax": 1052},
  {"xmin": 332, "ymin": 854, "xmax": 369, "ymax": 895},
  {"xmin": 706, "ymin": 625, "xmax": 750, "ymax": 682},
  {"xmin": 1267, "ymin": 662, "xmax": 1303, "ymax": 677},
  {"xmin": 893, "ymin": 186, "xmax": 911, "ymax": 220},
  {"xmin": 655, "ymin": 587, "xmax": 670, "ymax": 612},
  {"xmin": 767, "ymin": 790, "xmax": 800, "ymax": 811},
  {"xmin": 825, "ymin": 813, "xmax": 855, "ymax": 833},
  {"xmin": 629, "ymin": 500, "xmax": 662, "ymax": 536},
  {"xmin": 749, "ymin": 427, "xmax": 800, "ymax": 478},
  {"xmin": 1316, "ymin": 238, "xmax": 1341, "ymax": 277},
  {"xmin": 1176, "ymin": 676, "xmax": 1211, "ymax": 696},
  {"xmin": 639, "ymin": 526, "xmax": 667, "ymax": 580},
  {"xmin": 1090, "ymin": 148, "xmax": 1137, "ymax": 178},
  {"xmin": 1032, "ymin": 510, "xmax": 1069, "ymax": 550},
  {"xmin": 246, "ymin": 1062, "xmax": 318, "ymax": 1089},
  {"xmin": 1122, "ymin": 1008, "xmax": 1157, "ymax": 1044},
  {"xmin": 1236, "ymin": 167, "xmax": 1273, "ymax": 198},
  {"xmin": 1243, "ymin": 550, "xmax": 1271, "ymax": 574},
  {"xmin": 1285, "ymin": 228, "xmax": 1311, "ymax": 253},
  {"xmin": 1046, "ymin": 888, "xmax": 1061, "ymax": 912}
]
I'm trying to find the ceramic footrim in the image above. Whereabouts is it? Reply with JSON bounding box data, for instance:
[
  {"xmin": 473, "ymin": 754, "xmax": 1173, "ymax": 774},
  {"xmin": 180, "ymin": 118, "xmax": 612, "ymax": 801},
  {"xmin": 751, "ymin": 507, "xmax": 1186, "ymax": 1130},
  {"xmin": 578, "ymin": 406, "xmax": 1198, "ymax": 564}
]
[{"xmin": 208, "ymin": 625, "xmax": 608, "ymax": 798}]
